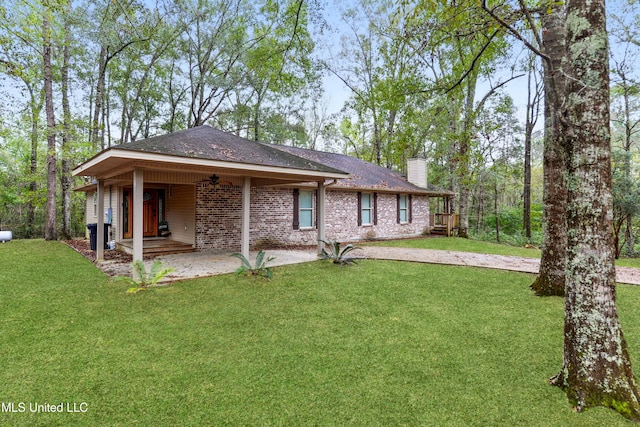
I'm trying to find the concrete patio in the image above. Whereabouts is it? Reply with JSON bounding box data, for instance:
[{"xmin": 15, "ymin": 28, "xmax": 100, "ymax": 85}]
[{"xmin": 96, "ymin": 248, "xmax": 320, "ymax": 281}]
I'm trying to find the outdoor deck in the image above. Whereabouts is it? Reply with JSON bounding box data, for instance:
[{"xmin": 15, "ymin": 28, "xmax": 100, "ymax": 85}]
[
  {"xmin": 117, "ymin": 238, "xmax": 195, "ymax": 256},
  {"xmin": 430, "ymin": 213, "xmax": 459, "ymax": 236}
]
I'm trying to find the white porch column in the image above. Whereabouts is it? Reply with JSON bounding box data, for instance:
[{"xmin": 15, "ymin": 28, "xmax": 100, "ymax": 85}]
[
  {"xmin": 96, "ymin": 180, "xmax": 105, "ymax": 261},
  {"xmin": 241, "ymin": 176, "xmax": 251, "ymax": 259},
  {"xmin": 133, "ymin": 168, "xmax": 144, "ymax": 267},
  {"xmin": 317, "ymin": 180, "xmax": 326, "ymax": 255}
]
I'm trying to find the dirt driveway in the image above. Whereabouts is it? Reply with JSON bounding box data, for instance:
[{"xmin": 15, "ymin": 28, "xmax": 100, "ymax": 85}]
[{"xmin": 359, "ymin": 246, "xmax": 640, "ymax": 286}]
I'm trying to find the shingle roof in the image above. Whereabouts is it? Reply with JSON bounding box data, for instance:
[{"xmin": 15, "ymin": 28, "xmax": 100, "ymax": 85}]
[
  {"xmin": 270, "ymin": 144, "xmax": 449, "ymax": 194},
  {"xmin": 113, "ymin": 125, "xmax": 345, "ymax": 175},
  {"xmin": 100, "ymin": 125, "xmax": 451, "ymax": 195}
]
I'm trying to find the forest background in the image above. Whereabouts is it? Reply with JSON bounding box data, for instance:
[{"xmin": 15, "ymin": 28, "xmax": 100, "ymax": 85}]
[{"xmin": 0, "ymin": 0, "xmax": 638, "ymax": 252}]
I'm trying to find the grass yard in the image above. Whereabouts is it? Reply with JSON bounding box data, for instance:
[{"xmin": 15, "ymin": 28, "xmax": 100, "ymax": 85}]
[
  {"xmin": 1, "ymin": 240, "xmax": 640, "ymax": 425},
  {"xmin": 616, "ymin": 257, "xmax": 640, "ymax": 269}
]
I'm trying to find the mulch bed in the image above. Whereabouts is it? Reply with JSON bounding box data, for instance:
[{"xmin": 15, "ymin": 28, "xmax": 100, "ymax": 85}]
[{"xmin": 64, "ymin": 239, "xmax": 133, "ymax": 263}]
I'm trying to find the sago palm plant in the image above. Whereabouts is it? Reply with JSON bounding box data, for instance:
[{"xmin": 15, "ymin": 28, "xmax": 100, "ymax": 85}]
[
  {"xmin": 230, "ymin": 250, "xmax": 276, "ymax": 279},
  {"xmin": 115, "ymin": 260, "xmax": 176, "ymax": 293},
  {"xmin": 320, "ymin": 239, "xmax": 361, "ymax": 265}
]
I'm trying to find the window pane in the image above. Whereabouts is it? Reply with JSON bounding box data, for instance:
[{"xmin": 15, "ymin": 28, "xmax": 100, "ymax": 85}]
[
  {"xmin": 400, "ymin": 195, "xmax": 407, "ymax": 209},
  {"xmin": 361, "ymin": 193, "xmax": 371, "ymax": 209},
  {"xmin": 300, "ymin": 210, "xmax": 313, "ymax": 228},
  {"xmin": 300, "ymin": 191, "xmax": 313, "ymax": 208},
  {"xmin": 400, "ymin": 209, "xmax": 407, "ymax": 223},
  {"xmin": 362, "ymin": 209, "xmax": 371, "ymax": 225}
]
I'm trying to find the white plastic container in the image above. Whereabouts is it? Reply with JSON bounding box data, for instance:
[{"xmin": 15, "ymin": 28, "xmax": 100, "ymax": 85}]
[{"xmin": 0, "ymin": 230, "xmax": 13, "ymax": 242}]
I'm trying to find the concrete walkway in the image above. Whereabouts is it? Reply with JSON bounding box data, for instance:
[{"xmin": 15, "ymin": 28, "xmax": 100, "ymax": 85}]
[{"xmin": 359, "ymin": 246, "xmax": 640, "ymax": 286}]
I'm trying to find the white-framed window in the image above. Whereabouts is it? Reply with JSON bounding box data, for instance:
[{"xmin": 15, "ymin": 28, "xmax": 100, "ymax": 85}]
[
  {"xmin": 93, "ymin": 192, "xmax": 98, "ymax": 217},
  {"xmin": 299, "ymin": 190, "xmax": 314, "ymax": 228},
  {"xmin": 399, "ymin": 194, "xmax": 408, "ymax": 223},
  {"xmin": 361, "ymin": 193, "xmax": 372, "ymax": 225}
]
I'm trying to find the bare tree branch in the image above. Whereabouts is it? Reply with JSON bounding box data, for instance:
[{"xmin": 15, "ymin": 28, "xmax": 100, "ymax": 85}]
[
  {"xmin": 444, "ymin": 28, "xmax": 500, "ymax": 94},
  {"xmin": 476, "ymin": 73, "xmax": 526, "ymax": 111},
  {"xmin": 480, "ymin": 1, "xmax": 550, "ymax": 63}
]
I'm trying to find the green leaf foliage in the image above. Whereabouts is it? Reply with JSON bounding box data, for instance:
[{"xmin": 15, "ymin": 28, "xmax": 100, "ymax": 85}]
[
  {"xmin": 320, "ymin": 239, "xmax": 361, "ymax": 265},
  {"xmin": 113, "ymin": 260, "xmax": 175, "ymax": 293},
  {"xmin": 230, "ymin": 250, "xmax": 276, "ymax": 279}
]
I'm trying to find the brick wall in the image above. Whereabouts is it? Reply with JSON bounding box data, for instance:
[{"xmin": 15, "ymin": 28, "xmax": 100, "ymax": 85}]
[
  {"xmin": 195, "ymin": 182, "xmax": 243, "ymax": 250},
  {"xmin": 324, "ymin": 191, "xmax": 429, "ymax": 242},
  {"xmin": 195, "ymin": 182, "xmax": 430, "ymax": 250}
]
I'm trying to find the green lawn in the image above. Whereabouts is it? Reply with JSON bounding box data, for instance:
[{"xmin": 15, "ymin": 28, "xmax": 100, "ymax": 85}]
[
  {"xmin": 616, "ymin": 258, "xmax": 640, "ymax": 268},
  {"xmin": 1, "ymin": 240, "xmax": 639, "ymax": 426}
]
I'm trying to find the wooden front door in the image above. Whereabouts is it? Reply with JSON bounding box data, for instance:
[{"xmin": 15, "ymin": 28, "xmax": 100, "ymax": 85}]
[
  {"xmin": 123, "ymin": 188, "xmax": 132, "ymax": 239},
  {"xmin": 122, "ymin": 188, "xmax": 158, "ymax": 238},
  {"xmin": 143, "ymin": 190, "xmax": 158, "ymax": 237}
]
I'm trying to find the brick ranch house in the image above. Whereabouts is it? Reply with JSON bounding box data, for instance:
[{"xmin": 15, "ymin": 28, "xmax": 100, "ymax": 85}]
[{"xmin": 73, "ymin": 125, "xmax": 454, "ymax": 261}]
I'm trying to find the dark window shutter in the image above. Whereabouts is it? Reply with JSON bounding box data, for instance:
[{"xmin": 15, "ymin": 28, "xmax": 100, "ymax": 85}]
[
  {"xmin": 357, "ymin": 192, "xmax": 362, "ymax": 226},
  {"xmin": 373, "ymin": 193, "xmax": 378, "ymax": 225},
  {"xmin": 315, "ymin": 190, "xmax": 318, "ymax": 228},
  {"xmin": 397, "ymin": 194, "xmax": 401, "ymax": 224},
  {"xmin": 409, "ymin": 194, "xmax": 413, "ymax": 223},
  {"xmin": 293, "ymin": 189, "xmax": 300, "ymax": 230}
]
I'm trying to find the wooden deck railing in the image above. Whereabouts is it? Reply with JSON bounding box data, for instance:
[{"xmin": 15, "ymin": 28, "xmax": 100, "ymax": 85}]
[{"xmin": 429, "ymin": 213, "xmax": 459, "ymax": 236}]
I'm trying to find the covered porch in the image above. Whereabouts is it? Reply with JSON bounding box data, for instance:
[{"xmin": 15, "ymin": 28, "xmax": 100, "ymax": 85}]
[{"xmin": 75, "ymin": 167, "xmax": 346, "ymax": 265}]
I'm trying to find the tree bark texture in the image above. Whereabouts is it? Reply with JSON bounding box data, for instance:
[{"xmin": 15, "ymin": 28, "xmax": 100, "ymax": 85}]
[
  {"xmin": 551, "ymin": 0, "xmax": 640, "ymax": 419},
  {"xmin": 456, "ymin": 73, "xmax": 477, "ymax": 239},
  {"xmin": 43, "ymin": 10, "xmax": 57, "ymax": 241},
  {"xmin": 531, "ymin": 4, "xmax": 566, "ymax": 296},
  {"xmin": 623, "ymin": 73, "xmax": 635, "ymax": 256},
  {"xmin": 523, "ymin": 54, "xmax": 540, "ymax": 242},
  {"xmin": 61, "ymin": 5, "xmax": 72, "ymax": 240},
  {"xmin": 92, "ymin": 46, "xmax": 107, "ymax": 149},
  {"xmin": 27, "ymin": 83, "xmax": 41, "ymax": 239},
  {"xmin": 523, "ymin": 108, "xmax": 532, "ymax": 240}
]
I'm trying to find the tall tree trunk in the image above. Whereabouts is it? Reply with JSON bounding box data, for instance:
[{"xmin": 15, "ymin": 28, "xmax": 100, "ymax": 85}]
[
  {"xmin": 26, "ymin": 84, "xmax": 42, "ymax": 239},
  {"xmin": 457, "ymin": 73, "xmax": 477, "ymax": 239},
  {"xmin": 530, "ymin": 4, "xmax": 566, "ymax": 296},
  {"xmin": 550, "ymin": 0, "xmax": 640, "ymax": 419},
  {"xmin": 253, "ymin": 90, "xmax": 261, "ymax": 141},
  {"xmin": 523, "ymin": 119, "xmax": 532, "ymax": 240},
  {"xmin": 626, "ymin": 211, "xmax": 634, "ymax": 255},
  {"xmin": 43, "ymin": 8, "xmax": 57, "ymax": 241},
  {"xmin": 494, "ymin": 180, "xmax": 500, "ymax": 243},
  {"xmin": 623, "ymin": 74, "xmax": 635, "ymax": 255},
  {"xmin": 92, "ymin": 46, "xmax": 107, "ymax": 150},
  {"xmin": 523, "ymin": 54, "xmax": 540, "ymax": 242},
  {"xmin": 60, "ymin": 3, "xmax": 72, "ymax": 240}
]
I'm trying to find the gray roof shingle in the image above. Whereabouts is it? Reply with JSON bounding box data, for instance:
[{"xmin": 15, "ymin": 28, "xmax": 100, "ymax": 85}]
[
  {"xmin": 113, "ymin": 125, "xmax": 345, "ymax": 175},
  {"xmin": 270, "ymin": 144, "xmax": 449, "ymax": 194}
]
